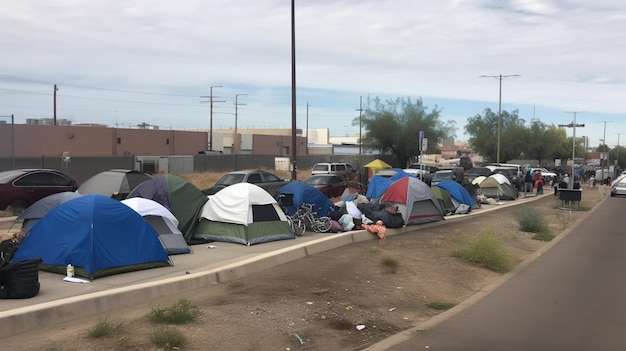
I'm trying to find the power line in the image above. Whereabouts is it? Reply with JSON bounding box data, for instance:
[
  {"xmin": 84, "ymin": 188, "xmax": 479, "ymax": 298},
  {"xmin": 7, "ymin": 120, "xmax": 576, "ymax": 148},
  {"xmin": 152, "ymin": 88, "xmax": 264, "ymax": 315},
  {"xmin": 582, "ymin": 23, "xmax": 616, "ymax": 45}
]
[{"xmin": 0, "ymin": 73, "xmax": 198, "ymax": 97}]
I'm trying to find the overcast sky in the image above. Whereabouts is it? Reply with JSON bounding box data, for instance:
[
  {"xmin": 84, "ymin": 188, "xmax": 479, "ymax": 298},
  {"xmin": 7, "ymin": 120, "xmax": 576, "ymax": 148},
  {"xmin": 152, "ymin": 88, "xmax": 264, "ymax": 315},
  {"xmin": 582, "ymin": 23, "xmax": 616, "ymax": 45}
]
[{"xmin": 1, "ymin": 0, "xmax": 625, "ymax": 148}]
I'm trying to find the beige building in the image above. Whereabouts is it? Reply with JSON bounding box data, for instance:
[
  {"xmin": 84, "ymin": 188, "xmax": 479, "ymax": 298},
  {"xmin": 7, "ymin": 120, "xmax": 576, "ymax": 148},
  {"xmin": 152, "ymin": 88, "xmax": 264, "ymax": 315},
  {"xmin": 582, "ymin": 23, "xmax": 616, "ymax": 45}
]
[{"xmin": 0, "ymin": 123, "xmax": 307, "ymax": 158}]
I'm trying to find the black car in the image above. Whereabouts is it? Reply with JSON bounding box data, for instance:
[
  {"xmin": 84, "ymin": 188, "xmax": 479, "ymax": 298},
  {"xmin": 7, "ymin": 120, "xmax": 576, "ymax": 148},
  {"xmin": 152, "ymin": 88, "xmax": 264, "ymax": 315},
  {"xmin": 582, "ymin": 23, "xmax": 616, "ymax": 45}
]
[
  {"xmin": 202, "ymin": 169, "xmax": 289, "ymax": 196},
  {"xmin": 0, "ymin": 169, "xmax": 78, "ymax": 215},
  {"xmin": 464, "ymin": 167, "xmax": 492, "ymax": 184}
]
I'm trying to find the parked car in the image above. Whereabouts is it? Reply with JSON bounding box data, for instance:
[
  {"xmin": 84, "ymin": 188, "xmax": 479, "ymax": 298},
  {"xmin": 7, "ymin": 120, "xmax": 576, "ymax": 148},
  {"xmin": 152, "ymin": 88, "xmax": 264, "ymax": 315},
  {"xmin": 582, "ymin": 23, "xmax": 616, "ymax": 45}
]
[
  {"xmin": 310, "ymin": 162, "xmax": 355, "ymax": 176},
  {"xmin": 431, "ymin": 169, "xmax": 456, "ymax": 187},
  {"xmin": 464, "ymin": 167, "xmax": 492, "ymax": 183},
  {"xmin": 529, "ymin": 167, "xmax": 557, "ymax": 183},
  {"xmin": 202, "ymin": 169, "xmax": 289, "ymax": 196},
  {"xmin": 404, "ymin": 164, "xmax": 437, "ymax": 185},
  {"xmin": 0, "ymin": 168, "xmax": 78, "ymax": 215},
  {"xmin": 304, "ymin": 174, "xmax": 347, "ymax": 198},
  {"xmin": 610, "ymin": 182, "xmax": 626, "ymax": 197}
]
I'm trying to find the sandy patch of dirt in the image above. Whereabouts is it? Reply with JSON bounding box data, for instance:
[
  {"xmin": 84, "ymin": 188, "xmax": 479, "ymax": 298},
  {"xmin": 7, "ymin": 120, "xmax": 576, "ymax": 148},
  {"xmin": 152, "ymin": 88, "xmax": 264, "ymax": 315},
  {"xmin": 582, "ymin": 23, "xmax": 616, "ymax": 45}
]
[{"xmin": 1, "ymin": 180, "xmax": 606, "ymax": 350}]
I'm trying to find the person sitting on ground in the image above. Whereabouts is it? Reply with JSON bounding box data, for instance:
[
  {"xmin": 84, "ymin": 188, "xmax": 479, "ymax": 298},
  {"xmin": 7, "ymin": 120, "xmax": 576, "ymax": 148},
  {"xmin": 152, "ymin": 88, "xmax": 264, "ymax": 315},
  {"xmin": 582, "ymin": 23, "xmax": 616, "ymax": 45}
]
[{"xmin": 340, "ymin": 182, "xmax": 369, "ymax": 204}]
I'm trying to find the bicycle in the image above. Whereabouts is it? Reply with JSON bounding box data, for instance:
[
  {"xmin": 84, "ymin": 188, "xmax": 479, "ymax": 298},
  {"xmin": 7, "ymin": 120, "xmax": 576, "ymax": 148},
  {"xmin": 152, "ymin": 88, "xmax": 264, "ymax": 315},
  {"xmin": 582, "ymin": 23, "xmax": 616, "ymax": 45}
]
[
  {"xmin": 294, "ymin": 203, "xmax": 332, "ymax": 233},
  {"xmin": 277, "ymin": 193, "xmax": 306, "ymax": 236},
  {"xmin": 286, "ymin": 213, "xmax": 306, "ymax": 236}
]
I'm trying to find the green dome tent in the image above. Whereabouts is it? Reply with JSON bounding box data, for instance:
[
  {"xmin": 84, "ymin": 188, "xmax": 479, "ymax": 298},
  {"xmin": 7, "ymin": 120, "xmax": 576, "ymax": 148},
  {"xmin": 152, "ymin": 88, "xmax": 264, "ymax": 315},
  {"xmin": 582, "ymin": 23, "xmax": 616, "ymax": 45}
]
[{"xmin": 127, "ymin": 175, "xmax": 208, "ymax": 242}]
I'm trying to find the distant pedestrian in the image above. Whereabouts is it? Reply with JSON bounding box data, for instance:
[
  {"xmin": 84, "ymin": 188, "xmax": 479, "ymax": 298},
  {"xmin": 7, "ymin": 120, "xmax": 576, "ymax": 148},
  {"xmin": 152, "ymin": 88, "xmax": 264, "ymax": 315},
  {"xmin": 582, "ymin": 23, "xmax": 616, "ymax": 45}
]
[
  {"xmin": 524, "ymin": 168, "xmax": 533, "ymax": 193},
  {"xmin": 535, "ymin": 178, "xmax": 544, "ymax": 194},
  {"xmin": 563, "ymin": 173, "xmax": 570, "ymax": 186}
]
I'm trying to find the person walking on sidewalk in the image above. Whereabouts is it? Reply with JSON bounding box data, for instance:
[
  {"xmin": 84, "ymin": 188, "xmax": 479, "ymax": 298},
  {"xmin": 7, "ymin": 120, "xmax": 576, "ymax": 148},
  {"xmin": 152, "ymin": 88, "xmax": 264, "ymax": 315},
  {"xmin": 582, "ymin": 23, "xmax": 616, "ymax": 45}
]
[{"xmin": 524, "ymin": 167, "xmax": 533, "ymax": 193}]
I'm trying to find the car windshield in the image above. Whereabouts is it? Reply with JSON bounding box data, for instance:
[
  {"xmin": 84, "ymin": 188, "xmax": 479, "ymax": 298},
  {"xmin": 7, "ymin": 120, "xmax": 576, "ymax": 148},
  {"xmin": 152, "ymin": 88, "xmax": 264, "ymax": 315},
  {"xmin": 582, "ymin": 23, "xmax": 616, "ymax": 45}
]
[
  {"xmin": 216, "ymin": 174, "xmax": 245, "ymax": 186},
  {"xmin": 465, "ymin": 168, "xmax": 490, "ymax": 176},
  {"xmin": 305, "ymin": 177, "xmax": 327, "ymax": 185},
  {"xmin": 616, "ymin": 183, "xmax": 626, "ymax": 188},
  {"xmin": 432, "ymin": 172, "xmax": 452, "ymax": 181},
  {"xmin": 312, "ymin": 165, "xmax": 328, "ymax": 171}
]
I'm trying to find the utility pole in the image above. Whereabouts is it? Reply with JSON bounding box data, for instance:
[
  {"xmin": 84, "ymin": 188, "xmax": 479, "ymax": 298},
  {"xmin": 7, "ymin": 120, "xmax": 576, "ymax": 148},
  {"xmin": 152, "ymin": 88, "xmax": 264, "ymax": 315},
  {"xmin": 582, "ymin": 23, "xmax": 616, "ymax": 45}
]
[
  {"xmin": 290, "ymin": 0, "xmax": 297, "ymax": 181},
  {"xmin": 234, "ymin": 93, "xmax": 247, "ymax": 154},
  {"xmin": 615, "ymin": 132, "xmax": 622, "ymax": 176},
  {"xmin": 559, "ymin": 111, "xmax": 585, "ymax": 188},
  {"xmin": 306, "ymin": 102, "xmax": 310, "ymax": 155},
  {"xmin": 356, "ymin": 96, "xmax": 363, "ymax": 157},
  {"xmin": 200, "ymin": 85, "xmax": 224, "ymax": 151},
  {"xmin": 480, "ymin": 74, "xmax": 520, "ymax": 165},
  {"xmin": 53, "ymin": 84, "xmax": 58, "ymax": 125},
  {"xmin": 598, "ymin": 121, "xmax": 611, "ymax": 185}
]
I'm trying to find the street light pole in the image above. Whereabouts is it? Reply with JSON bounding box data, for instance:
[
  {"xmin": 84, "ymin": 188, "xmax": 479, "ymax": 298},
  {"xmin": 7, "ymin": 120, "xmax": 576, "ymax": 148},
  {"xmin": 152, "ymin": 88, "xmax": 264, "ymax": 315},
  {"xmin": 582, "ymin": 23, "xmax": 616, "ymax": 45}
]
[
  {"xmin": 480, "ymin": 74, "xmax": 520, "ymax": 165},
  {"xmin": 561, "ymin": 111, "xmax": 585, "ymax": 188},
  {"xmin": 53, "ymin": 85, "xmax": 58, "ymax": 126}
]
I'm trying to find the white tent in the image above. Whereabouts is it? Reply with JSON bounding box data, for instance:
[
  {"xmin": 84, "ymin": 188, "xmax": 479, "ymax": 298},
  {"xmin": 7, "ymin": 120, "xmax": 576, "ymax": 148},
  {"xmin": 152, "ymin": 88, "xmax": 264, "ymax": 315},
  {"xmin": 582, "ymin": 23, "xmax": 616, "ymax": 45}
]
[
  {"xmin": 479, "ymin": 174, "xmax": 518, "ymax": 200},
  {"xmin": 192, "ymin": 183, "xmax": 294, "ymax": 245},
  {"xmin": 121, "ymin": 197, "xmax": 191, "ymax": 254}
]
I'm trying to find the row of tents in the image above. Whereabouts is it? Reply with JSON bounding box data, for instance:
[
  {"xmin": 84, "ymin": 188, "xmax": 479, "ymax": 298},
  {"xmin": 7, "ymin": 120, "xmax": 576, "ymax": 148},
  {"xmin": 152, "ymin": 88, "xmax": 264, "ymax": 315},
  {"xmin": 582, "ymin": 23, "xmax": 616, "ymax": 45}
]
[{"xmin": 8, "ymin": 168, "xmax": 520, "ymax": 280}]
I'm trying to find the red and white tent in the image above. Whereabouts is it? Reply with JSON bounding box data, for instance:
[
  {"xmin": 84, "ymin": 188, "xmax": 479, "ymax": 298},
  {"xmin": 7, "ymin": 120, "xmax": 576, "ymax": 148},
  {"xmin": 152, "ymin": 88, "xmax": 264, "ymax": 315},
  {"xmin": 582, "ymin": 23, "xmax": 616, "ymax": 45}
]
[{"xmin": 381, "ymin": 177, "xmax": 445, "ymax": 226}]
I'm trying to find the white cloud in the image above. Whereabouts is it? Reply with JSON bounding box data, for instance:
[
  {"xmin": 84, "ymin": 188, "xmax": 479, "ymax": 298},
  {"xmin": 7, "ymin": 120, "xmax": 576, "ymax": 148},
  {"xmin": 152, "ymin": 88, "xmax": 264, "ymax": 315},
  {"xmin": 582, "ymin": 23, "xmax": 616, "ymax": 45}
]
[{"xmin": 1, "ymin": 0, "xmax": 625, "ymax": 145}]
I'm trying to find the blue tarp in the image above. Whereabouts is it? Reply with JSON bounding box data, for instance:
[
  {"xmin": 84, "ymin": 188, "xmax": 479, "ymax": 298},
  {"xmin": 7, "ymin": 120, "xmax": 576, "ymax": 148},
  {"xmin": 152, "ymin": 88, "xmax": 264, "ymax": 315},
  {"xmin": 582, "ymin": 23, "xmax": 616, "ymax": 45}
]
[
  {"xmin": 12, "ymin": 194, "xmax": 170, "ymax": 279},
  {"xmin": 276, "ymin": 182, "xmax": 333, "ymax": 217},
  {"xmin": 366, "ymin": 168, "xmax": 412, "ymax": 199},
  {"xmin": 435, "ymin": 180, "xmax": 478, "ymax": 208}
]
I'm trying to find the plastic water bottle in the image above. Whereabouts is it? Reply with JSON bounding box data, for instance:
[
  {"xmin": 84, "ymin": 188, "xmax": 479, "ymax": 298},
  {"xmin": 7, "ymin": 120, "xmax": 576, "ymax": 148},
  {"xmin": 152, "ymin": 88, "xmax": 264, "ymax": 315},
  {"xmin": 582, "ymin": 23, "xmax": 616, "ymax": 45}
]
[{"xmin": 66, "ymin": 264, "xmax": 74, "ymax": 278}]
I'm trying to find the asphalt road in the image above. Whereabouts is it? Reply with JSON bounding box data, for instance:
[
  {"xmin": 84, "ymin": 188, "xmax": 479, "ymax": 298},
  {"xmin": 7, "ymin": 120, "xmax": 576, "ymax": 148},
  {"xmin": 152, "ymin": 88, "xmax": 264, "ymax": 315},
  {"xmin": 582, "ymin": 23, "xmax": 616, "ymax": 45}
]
[{"xmin": 378, "ymin": 196, "xmax": 626, "ymax": 351}]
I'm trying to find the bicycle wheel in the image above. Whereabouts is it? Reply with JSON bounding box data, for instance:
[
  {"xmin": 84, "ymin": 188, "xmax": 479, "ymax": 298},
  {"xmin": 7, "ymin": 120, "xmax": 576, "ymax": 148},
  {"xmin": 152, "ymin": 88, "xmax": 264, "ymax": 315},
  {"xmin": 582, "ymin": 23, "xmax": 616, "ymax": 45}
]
[
  {"xmin": 293, "ymin": 218, "xmax": 306, "ymax": 236},
  {"xmin": 315, "ymin": 216, "xmax": 332, "ymax": 233}
]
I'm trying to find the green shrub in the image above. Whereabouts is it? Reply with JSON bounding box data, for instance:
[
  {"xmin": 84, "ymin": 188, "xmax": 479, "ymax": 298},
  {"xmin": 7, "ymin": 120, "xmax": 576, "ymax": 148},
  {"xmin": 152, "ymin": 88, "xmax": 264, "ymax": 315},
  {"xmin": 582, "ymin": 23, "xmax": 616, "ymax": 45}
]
[
  {"xmin": 380, "ymin": 253, "xmax": 399, "ymax": 274},
  {"xmin": 86, "ymin": 318, "xmax": 124, "ymax": 338},
  {"xmin": 147, "ymin": 298, "xmax": 201, "ymax": 325},
  {"xmin": 515, "ymin": 206, "xmax": 547, "ymax": 232},
  {"xmin": 227, "ymin": 279, "xmax": 246, "ymax": 288},
  {"xmin": 426, "ymin": 301, "xmax": 457, "ymax": 310},
  {"xmin": 150, "ymin": 328, "xmax": 186, "ymax": 349},
  {"xmin": 532, "ymin": 231, "xmax": 555, "ymax": 241},
  {"xmin": 452, "ymin": 228, "xmax": 512, "ymax": 273}
]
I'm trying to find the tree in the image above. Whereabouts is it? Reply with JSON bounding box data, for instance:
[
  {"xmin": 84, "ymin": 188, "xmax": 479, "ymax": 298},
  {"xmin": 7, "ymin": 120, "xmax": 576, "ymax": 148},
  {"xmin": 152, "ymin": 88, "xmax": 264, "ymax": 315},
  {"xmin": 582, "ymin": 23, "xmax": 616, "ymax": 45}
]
[
  {"xmin": 543, "ymin": 125, "xmax": 570, "ymax": 163},
  {"xmin": 355, "ymin": 97, "xmax": 455, "ymax": 167},
  {"xmin": 464, "ymin": 108, "xmax": 527, "ymax": 163}
]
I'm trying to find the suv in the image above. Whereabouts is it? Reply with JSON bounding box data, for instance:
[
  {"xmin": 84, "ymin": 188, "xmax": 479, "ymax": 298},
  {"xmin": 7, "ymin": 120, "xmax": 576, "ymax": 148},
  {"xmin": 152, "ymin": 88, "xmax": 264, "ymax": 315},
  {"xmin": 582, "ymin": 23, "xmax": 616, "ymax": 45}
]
[{"xmin": 311, "ymin": 162, "xmax": 355, "ymax": 176}]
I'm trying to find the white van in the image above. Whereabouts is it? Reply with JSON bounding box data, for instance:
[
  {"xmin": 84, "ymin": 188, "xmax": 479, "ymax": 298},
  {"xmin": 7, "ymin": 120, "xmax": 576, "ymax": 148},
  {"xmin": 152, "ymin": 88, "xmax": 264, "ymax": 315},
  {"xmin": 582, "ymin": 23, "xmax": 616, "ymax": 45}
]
[
  {"xmin": 484, "ymin": 163, "xmax": 523, "ymax": 177},
  {"xmin": 311, "ymin": 162, "xmax": 355, "ymax": 176}
]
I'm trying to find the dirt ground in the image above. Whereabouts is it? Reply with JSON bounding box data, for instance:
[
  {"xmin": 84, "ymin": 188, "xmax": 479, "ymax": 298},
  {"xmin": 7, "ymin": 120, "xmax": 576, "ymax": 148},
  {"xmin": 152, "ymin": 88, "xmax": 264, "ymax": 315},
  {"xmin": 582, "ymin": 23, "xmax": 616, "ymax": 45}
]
[{"xmin": 1, "ymin": 180, "xmax": 607, "ymax": 351}]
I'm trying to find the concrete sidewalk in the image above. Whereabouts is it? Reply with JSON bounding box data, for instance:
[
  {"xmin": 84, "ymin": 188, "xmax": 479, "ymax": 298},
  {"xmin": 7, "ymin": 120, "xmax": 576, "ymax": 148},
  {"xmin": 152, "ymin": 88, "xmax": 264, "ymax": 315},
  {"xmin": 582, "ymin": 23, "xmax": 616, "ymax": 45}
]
[{"xmin": 0, "ymin": 193, "xmax": 544, "ymax": 339}]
